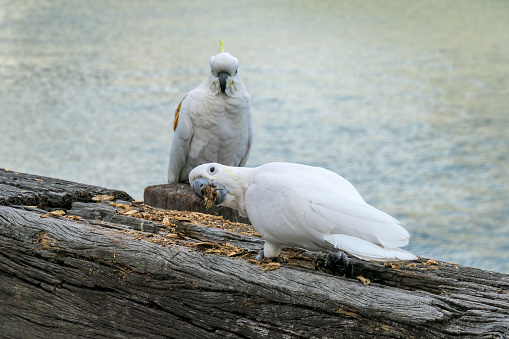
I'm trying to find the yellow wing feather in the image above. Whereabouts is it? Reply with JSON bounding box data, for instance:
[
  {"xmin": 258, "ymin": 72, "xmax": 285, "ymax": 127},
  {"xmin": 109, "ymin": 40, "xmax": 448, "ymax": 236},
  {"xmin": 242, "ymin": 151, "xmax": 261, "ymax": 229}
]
[{"xmin": 173, "ymin": 96, "xmax": 186, "ymax": 131}]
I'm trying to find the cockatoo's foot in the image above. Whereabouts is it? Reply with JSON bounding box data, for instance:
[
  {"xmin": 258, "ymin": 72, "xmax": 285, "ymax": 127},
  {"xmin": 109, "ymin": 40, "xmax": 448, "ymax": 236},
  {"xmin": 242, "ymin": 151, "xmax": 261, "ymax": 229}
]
[
  {"xmin": 255, "ymin": 249, "xmax": 278, "ymax": 262},
  {"xmin": 324, "ymin": 251, "xmax": 352, "ymax": 276}
]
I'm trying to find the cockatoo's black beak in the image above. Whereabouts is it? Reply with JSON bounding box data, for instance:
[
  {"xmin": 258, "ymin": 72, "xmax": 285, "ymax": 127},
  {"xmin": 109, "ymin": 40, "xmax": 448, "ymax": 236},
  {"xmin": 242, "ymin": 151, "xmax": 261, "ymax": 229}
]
[
  {"xmin": 218, "ymin": 72, "xmax": 229, "ymax": 93},
  {"xmin": 191, "ymin": 178, "xmax": 227, "ymax": 205}
]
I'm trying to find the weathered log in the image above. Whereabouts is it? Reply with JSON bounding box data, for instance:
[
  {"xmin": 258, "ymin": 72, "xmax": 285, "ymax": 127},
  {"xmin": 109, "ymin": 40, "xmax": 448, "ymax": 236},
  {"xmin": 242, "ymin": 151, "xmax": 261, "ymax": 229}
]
[
  {"xmin": 0, "ymin": 168, "xmax": 133, "ymax": 208},
  {"xmin": 144, "ymin": 183, "xmax": 250, "ymax": 224},
  {"xmin": 1, "ymin": 169, "xmax": 508, "ymax": 338}
]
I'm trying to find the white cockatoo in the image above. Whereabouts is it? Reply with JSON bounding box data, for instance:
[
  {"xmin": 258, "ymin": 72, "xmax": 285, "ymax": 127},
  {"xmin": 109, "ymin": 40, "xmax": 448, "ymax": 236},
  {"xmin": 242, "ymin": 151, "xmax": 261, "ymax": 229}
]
[
  {"xmin": 168, "ymin": 40, "xmax": 252, "ymax": 183},
  {"xmin": 189, "ymin": 162, "xmax": 417, "ymax": 263}
]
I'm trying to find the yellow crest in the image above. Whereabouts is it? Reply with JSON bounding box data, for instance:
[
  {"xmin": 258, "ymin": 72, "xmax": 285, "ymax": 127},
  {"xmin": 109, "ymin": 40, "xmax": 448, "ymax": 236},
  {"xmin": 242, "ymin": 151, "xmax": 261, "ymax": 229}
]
[{"xmin": 219, "ymin": 39, "xmax": 224, "ymax": 53}]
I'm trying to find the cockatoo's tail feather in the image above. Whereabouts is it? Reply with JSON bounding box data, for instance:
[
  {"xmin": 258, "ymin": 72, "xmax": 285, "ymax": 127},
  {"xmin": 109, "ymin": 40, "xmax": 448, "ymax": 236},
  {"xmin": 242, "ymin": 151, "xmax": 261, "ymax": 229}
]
[{"xmin": 325, "ymin": 234, "xmax": 417, "ymax": 262}]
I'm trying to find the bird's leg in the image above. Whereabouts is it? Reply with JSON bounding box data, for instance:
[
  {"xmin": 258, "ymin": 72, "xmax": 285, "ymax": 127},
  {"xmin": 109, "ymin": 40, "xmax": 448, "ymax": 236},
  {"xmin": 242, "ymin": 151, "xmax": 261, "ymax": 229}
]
[
  {"xmin": 324, "ymin": 251, "xmax": 352, "ymax": 276},
  {"xmin": 255, "ymin": 249, "xmax": 264, "ymax": 261},
  {"xmin": 255, "ymin": 249, "xmax": 278, "ymax": 262}
]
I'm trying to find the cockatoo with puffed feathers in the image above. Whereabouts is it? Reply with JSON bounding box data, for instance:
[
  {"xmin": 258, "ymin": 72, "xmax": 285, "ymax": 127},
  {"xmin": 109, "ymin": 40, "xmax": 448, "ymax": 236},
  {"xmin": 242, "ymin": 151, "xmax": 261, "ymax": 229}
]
[
  {"xmin": 189, "ymin": 162, "xmax": 418, "ymax": 263},
  {"xmin": 168, "ymin": 40, "xmax": 252, "ymax": 183}
]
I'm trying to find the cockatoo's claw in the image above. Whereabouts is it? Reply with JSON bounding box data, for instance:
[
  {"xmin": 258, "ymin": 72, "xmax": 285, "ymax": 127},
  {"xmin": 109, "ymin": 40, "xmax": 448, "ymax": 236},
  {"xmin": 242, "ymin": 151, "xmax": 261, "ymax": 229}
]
[
  {"xmin": 255, "ymin": 249, "xmax": 264, "ymax": 262},
  {"xmin": 324, "ymin": 251, "xmax": 352, "ymax": 276},
  {"xmin": 255, "ymin": 249, "xmax": 278, "ymax": 262}
]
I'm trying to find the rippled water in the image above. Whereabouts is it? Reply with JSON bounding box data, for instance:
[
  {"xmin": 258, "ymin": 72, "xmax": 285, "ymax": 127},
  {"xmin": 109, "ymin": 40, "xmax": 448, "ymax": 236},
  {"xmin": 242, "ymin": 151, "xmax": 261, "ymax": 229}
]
[{"xmin": 1, "ymin": 0, "xmax": 508, "ymax": 272}]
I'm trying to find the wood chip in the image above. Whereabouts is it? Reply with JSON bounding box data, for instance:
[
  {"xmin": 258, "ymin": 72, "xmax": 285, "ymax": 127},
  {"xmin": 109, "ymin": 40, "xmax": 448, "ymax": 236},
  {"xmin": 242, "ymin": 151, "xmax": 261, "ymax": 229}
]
[
  {"xmin": 92, "ymin": 195, "xmax": 115, "ymax": 202},
  {"xmin": 424, "ymin": 259, "xmax": 438, "ymax": 266},
  {"xmin": 110, "ymin": 202, "xmax": 130, "ymax": 209},
  {"xmin": 203, "ymin": 185, "xmax": 217, "ymax": 209},
  {"xmin": 162, "ymin": 216, "xmax": 175, "ymax": 227},
  {"xmin": 262, "ymin": 262, "xmax": 281, "ymax": 271},
  {"xmin": 357, "ymin": 275, "xmax": 370, "ymax": 285},
  {"xmin": 65, "ymin": 215, "xmax": 82, "ymax": 221},
  {"xmin": 385, "ymin": 262, "xmax": 402, "ymax": 269},
  {"xmin": 49, "ymin": 210, "xmax": 66, "ymax": 217}
]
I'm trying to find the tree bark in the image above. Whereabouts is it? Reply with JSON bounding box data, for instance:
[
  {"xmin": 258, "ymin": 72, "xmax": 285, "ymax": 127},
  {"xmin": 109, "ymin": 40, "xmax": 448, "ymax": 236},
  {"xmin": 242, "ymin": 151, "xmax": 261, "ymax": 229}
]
[{"xmin": 1, "ymin": 169, "xmax": 508, "ymax": 338}]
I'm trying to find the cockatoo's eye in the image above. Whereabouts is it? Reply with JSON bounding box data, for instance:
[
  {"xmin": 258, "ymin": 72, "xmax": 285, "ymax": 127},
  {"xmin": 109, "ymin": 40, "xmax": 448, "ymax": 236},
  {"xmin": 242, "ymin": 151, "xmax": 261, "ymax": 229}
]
[
  {"xmin": 209, "ymin": 166, "xmax": 216, "ymax": 174},
  {"xmin": 235, "ymin": 70, "xmax": 238, "ymax": 74}
]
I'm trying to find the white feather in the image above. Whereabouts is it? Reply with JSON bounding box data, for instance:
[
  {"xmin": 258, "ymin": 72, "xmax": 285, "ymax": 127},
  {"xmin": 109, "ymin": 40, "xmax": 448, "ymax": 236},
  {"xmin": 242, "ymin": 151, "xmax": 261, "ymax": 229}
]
[
  {"xmin": 189, "ymin": 162, "xmax": 418, "ymax": 262},
  {"xmin": 168, "ymin": 51, "xmax": 252, "ymax": 183},
  {"xmin": 324, "ymin": 234, "xmax": 417, "ymax": 261}
]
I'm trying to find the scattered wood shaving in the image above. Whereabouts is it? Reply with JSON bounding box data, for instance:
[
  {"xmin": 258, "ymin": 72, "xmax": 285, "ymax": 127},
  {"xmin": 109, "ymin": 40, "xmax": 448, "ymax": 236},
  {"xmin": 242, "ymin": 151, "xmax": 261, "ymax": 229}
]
[
  {"xmin": 203, "ymin": 185, "xmax": 218, "ymax": 209},
  {"xmin": 162, "ymin": 216, "xmax": 174, "ymax": 227},
  {"xmin": 444, "ymin": 262, "xmax": 459, "ymax": 269},
  {"xmin": 424, "ymin": 259, "xmax": 438, "ymax": 266},
  {"xmin": 385, "ymin": 262, "xmax": 402, "ymax": 269},
  {"xmin": 92, "ymin": 195, "xmax": 115, "ymax": 202},
  {"xmin": 64, "ymin": 215, "xmax": 82, "ymax": 221},
  {"xmin": 115, "ymin": 202, "xmax": 258, "ymax": 236},
  {"xmin": 49, "ymin": 210, "xmax": 66, "ymax": 217},
  {"xmin": 357, "ymin": 276, "xmax": 370, "ymax": 285},
  {"xmin": 262, "ymin": 262, "xmax": 281, "ymax": 271},
  {"xmin": 203, "ymin": 242, "xmax": 248, "ymax": 257},
  {"xmin": 110, "ymin": 202, "xmax": 130, "ymax": 209}
]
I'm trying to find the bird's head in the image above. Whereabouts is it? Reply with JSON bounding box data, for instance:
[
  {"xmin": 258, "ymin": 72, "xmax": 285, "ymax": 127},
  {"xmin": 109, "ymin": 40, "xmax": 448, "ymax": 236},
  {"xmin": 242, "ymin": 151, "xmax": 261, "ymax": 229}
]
[
  {"xmin": 209, "ymin": 40, "xmax": 240, "ymax": 94},
  {"xmin": 189, "ymin": 163, "xmax": 230, "ymax": 205},
  {"xmin": 189, "ymin": 163, "xmax": 251, "ymax": 218}
]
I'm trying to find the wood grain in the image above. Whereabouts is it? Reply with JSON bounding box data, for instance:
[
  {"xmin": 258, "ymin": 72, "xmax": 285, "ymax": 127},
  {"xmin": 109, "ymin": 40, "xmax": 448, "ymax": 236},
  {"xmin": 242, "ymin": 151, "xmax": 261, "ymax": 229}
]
[{"xmin": 1, "ymin": 169, "xmax": 508, "ymax": 338}]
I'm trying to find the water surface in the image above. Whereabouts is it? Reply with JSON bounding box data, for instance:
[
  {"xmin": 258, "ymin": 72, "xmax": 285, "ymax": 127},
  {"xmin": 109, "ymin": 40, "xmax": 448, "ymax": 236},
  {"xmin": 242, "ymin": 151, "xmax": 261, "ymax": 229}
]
[{"xmin": 1, "ymin": 0, "xmax": 508, "ymax": 272}]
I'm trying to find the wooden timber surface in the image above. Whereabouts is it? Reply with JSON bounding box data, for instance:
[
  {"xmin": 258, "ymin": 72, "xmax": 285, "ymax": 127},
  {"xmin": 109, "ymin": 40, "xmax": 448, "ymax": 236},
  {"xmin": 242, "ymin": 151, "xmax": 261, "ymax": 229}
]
[{"xmin": 1, "ymin": 169, "xmax": 508, "ymax": 338}]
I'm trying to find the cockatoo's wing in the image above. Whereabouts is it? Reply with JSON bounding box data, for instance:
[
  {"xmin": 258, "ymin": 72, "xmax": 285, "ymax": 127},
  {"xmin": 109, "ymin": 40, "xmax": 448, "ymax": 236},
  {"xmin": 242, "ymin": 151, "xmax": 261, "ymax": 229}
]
[
  {"xmin": 168, "ymin": 95, "xmax": 194, "ymax": 183},
  {"xmin": 245, "ymin": 163, "xmax": 415, "ymax": 261},
  {"xmin": 238, "ymin": 115, "xmax": 253, "ymax": 167}
]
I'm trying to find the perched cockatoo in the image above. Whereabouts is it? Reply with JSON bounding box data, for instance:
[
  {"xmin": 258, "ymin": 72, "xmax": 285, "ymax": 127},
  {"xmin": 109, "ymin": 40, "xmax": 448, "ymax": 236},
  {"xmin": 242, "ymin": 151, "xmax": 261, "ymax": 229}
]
[
  {"xmin": 189, "ymin": 162, "xmax": 417, "ymax": 264},
  {"xmin": 167, "ymin": 40, "xmax": 252, "ymax": 183}
]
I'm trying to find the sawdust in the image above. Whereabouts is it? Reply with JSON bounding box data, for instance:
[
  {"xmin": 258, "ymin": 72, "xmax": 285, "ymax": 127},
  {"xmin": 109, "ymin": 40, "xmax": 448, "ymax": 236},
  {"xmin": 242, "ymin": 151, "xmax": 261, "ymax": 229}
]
[
  {"xmin": 92, "ymin": 195, "xmax": 115, "ymax": 202},
  {"xmin": 357, "ymin": 275, "xmax": 370, "ymax": 285},
  {"xmin": 112, "ymin": 202, "xmax": 259, "ymax": 236},
  {"xmin": 203, "ymin": 184, "xmax": 222, "ymax": 209},
  {"xmin": 194, "ymin": 242, "xmax": 249, "ymax": 257},
  {"xmin": 405, "ymin": 258, "xmax": 459, "ymax": 270},
  {"xmin": 424, "ymin": 259, "xmax": 438, "ymax": 266},
  {"xmin": 49, "ymin": 210, "xmax": 66, "ymax": 217},
  {"xmin": 262, "ymin": 262, "xmax": 281, "ymax": 271},
  {"xmin": 384, "ymin": 262, "xmax": 402, "ymax": 269}
]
